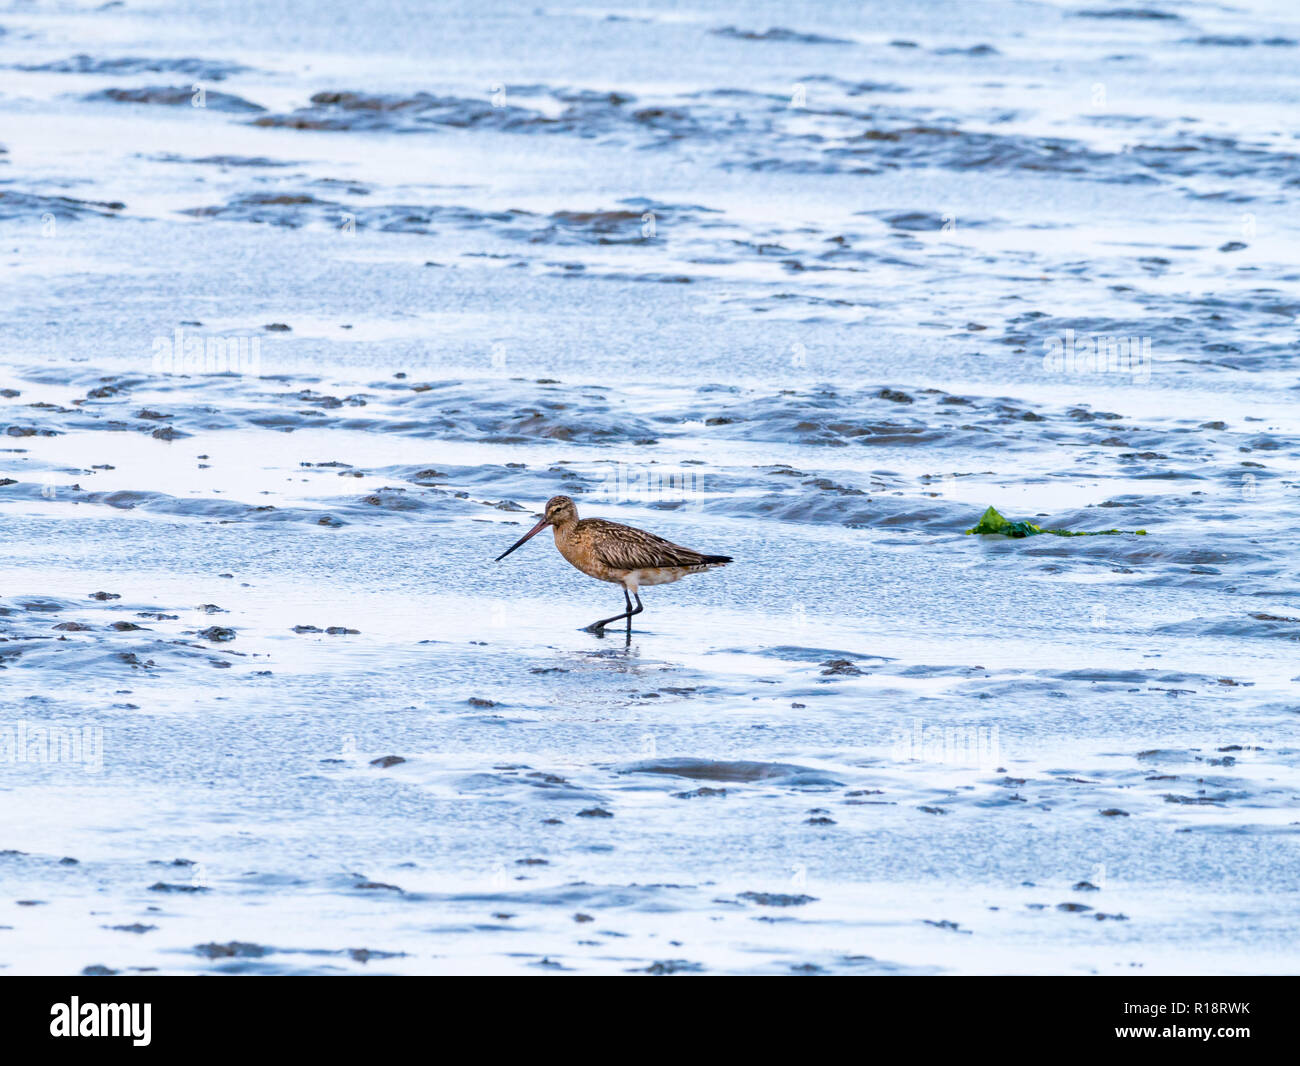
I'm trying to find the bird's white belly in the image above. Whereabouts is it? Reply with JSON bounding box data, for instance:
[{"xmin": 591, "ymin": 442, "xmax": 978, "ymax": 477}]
[
  {"xmin": 625, "ymin": 566, "xmax": 691, "ymax": 588},
  {"xmin": 625, "ymin": 563, "xmax": 727, "ymax": 588}
]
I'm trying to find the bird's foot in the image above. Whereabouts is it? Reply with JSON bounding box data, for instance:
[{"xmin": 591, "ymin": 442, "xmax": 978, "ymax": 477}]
[{"xmin": 582, "ymin": 621, "xmax": 607, "ymax": 636}]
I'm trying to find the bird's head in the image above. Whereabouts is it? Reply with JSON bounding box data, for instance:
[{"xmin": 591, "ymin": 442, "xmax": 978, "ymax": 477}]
[
  {"xmin": 494, "ymin": 496, "xmax": 579, "ymax": 562},
  {"xmin": 542, "ymin": 495, "xmax": 578, "ymax": 527}
]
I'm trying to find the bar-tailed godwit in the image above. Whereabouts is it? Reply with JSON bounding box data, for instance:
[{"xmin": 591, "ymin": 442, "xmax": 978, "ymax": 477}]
[{"xmin": 494, "ymin": 495, "xmax": 732, "ymax": 636}]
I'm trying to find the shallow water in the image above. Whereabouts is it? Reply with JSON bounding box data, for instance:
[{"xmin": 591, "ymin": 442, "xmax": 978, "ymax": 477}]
[{"xmin": 1, "ymin": 0, "xmax": 1299, "ymax": 975}]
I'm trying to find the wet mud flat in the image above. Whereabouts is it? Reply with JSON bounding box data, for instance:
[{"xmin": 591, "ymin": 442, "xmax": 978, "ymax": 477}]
[
  {"xmin": 3, "ymin": 351, "xmax": 1297, "ymax": 974},
  {"xmin": 2, "ymin": 0, "xmax": 1300, "ymax": 974}
]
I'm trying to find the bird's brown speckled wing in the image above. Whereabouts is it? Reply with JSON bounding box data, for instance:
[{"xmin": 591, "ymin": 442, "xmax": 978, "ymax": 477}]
[{"xmin": 579, "ymin": 518, "xmax": 727, "ymax": 571}]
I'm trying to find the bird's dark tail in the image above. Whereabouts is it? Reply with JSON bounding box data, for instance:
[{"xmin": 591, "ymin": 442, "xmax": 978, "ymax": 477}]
[{"xmin": 701, "ymin": 554, "xmax": 733, "ymax": 565}]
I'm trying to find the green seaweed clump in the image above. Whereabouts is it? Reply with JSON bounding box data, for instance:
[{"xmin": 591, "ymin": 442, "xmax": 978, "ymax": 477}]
[{"xmin": 965, "ymin": 505, "xmax": 1146, "ymax": 538}]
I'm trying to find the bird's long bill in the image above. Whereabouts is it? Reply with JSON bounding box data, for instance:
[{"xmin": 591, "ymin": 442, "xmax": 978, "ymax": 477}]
[{"xmin": 494, "ymin": 516, "xmax": 549, "ymax": 562}]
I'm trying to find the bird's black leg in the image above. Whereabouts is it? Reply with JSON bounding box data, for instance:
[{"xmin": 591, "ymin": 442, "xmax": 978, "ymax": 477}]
[
  {"xmin": 626, "ymin": 591, "xmax": 644, "ymax": 637},
  {"xmin": 619, "ymin": 591, "xmax": 645, "ymax": 645},
  {"xmin": 585, "ymin": 587, "xmax": 634, "ymax": 635}
]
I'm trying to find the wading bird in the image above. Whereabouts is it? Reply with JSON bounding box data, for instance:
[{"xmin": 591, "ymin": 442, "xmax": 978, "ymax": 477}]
[{"xmin": 494, "ymin": 495, "xmax": 732, "ymax": 637}]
